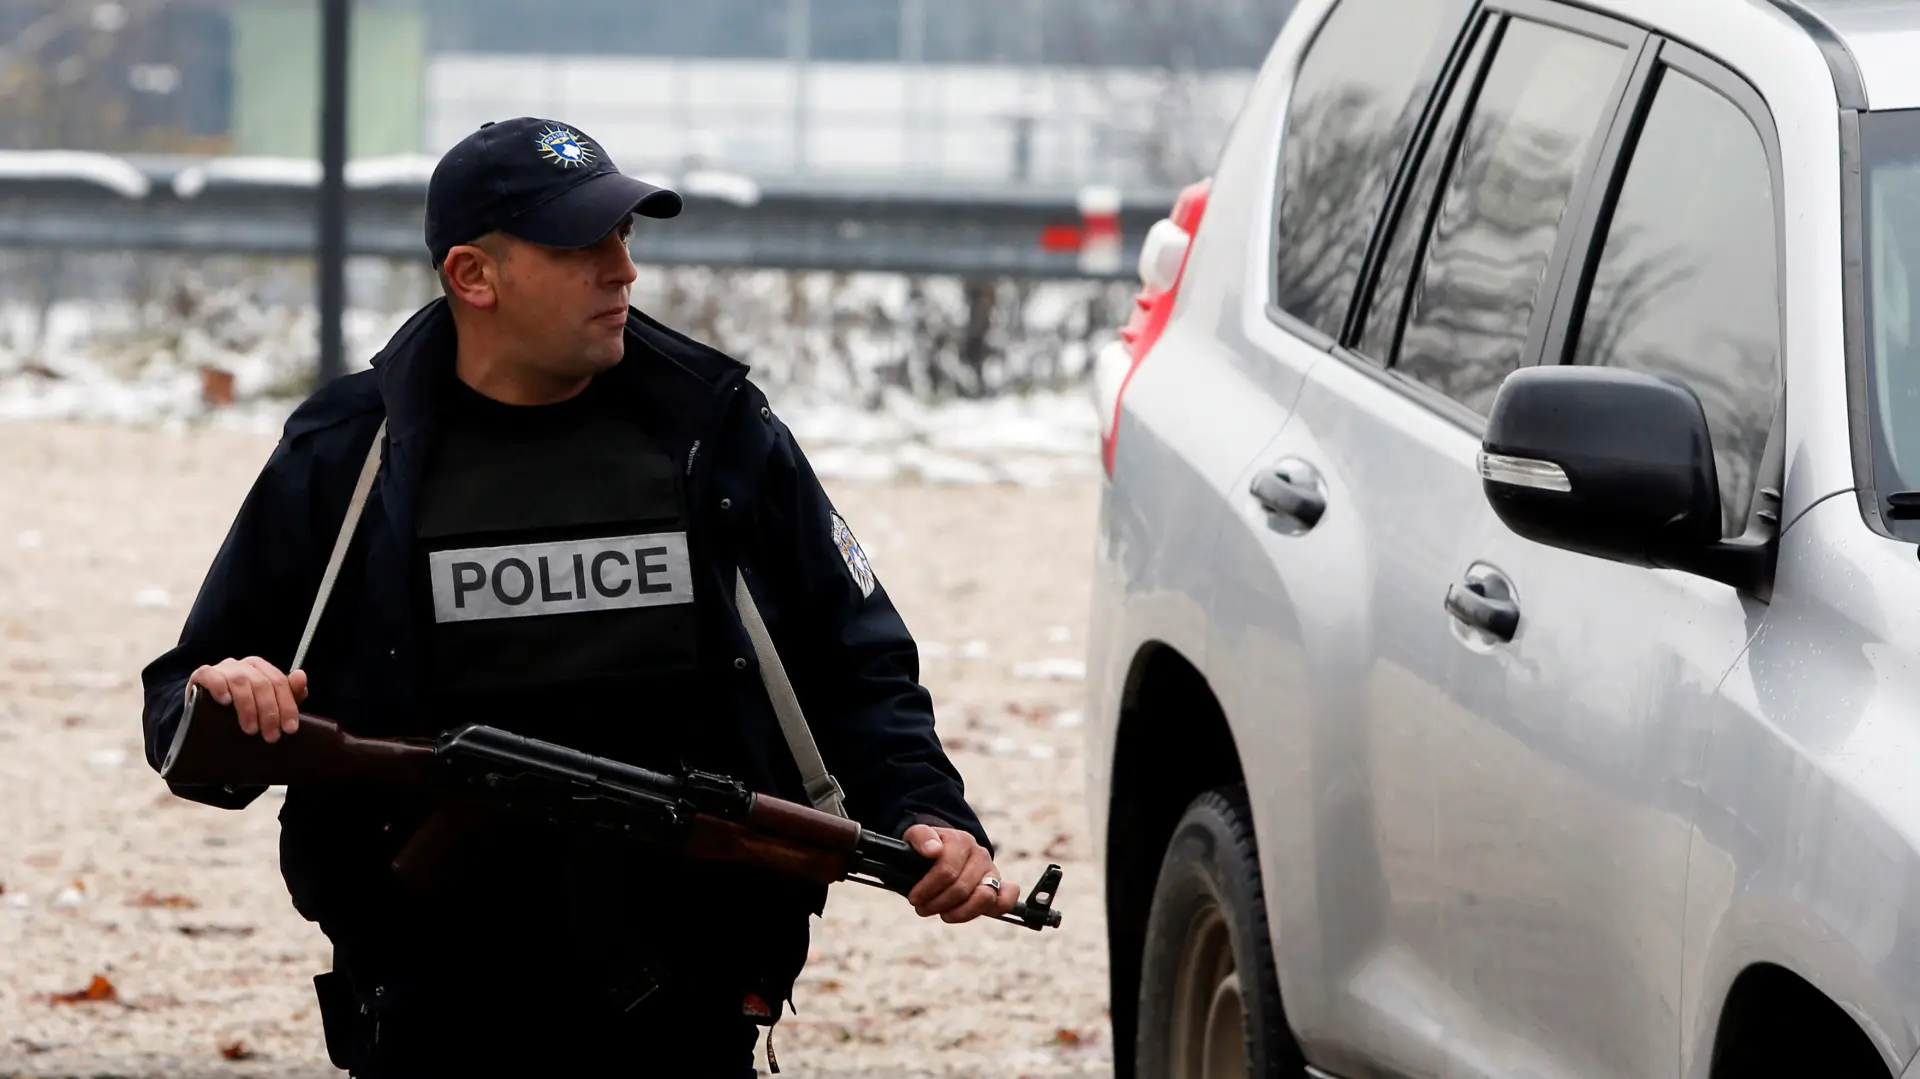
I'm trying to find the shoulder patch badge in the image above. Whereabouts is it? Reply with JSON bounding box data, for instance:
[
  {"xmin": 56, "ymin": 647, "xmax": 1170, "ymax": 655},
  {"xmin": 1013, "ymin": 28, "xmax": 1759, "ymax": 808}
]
[{"xmin": 830, "ymin": 511, "xmax": 876, "ymax": 599}]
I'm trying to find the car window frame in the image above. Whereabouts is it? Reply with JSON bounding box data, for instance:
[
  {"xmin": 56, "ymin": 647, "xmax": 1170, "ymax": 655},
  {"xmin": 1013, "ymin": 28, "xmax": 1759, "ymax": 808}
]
[
  {"xmin": 1539, "ymin": 37, "xmax": 1790, "ymax": 546},
  {"xmin": 1325, "ymin": 0, "xmax": 1652, "ymax": 436}
]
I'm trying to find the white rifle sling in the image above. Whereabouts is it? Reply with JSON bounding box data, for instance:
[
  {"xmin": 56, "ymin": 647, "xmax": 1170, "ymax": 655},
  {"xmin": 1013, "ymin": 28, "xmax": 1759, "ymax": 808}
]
[{"xmin": 735, "ymin": 568, "xmax": 849, "ymax": 817}]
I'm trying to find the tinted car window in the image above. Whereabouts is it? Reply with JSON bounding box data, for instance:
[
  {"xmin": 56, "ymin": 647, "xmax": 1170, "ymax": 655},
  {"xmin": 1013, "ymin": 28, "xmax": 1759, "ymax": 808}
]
[
  {"xmin": 1859, "ymin": 109, "xmax": 1920, "ymax": 527},
  {"xmin": 1272, "ymin": 0, "xmax": 1471, "ymax": 338},
  {"xmin": 1571, "ymin": 68, "xmax": 1780, "ymax": 537},
  {"xmin": 1395, "ymin": 18, "xmax": 1625, "ymax": 414},
  {"xmin": 1356, "ymin": 20, "xmax": 1493, "ymax": 362}
]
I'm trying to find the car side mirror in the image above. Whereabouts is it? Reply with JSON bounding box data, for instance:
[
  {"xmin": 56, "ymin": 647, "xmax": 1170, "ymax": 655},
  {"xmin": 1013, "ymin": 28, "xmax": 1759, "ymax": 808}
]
[{"xmin": 1479, "ymin": 365, "xmax": 1727, "ymax": 571}]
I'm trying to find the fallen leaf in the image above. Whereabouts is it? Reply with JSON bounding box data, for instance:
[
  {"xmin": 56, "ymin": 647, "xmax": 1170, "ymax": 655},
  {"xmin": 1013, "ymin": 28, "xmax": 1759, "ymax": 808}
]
[
  {"xmin": 1044, "ymin": 832, "xmax": 1074, "ymax": 860},
  {"xmin": 894, "ymin": 1004, "xmax": 928, "ymax": 1018},
  {"xmin": 219, "ymin": 1040, "xmax": 254, "ymax": 1061},
  {"xmin": 0, "ymin": 881, "xmax": 6, "ymax": 895},
  {"xmin": 1053, "ymin": 1027, "xmax": 1084, "ymax": 1046},
  {"xmin": 61, "ymin": 715, "xmax": 84, "ymax": 728},
  {"xmin": 818, "ymin": 979, "xmax": 842, "ymax": 992},
  {"xmin": 129, "ymin": 891, "xmax": 198, "ymax": 908},
  {"xmin": 48, "ymin": 974, "xmax": 118, "ymax": 1004},
  {"xmin": 178, "ymin": 924, "xmax": 255, "ymax": 939}
]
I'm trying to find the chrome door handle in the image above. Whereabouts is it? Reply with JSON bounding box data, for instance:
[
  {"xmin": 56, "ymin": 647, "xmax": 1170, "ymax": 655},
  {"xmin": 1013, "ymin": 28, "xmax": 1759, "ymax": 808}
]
[
  {"xmin": 1250, "ymin": 458, "xmax": 1326, "ymax": 529},
  {"xmin": 1444, "ymin": 563, "xmax": 1520, "ymax": 642}
]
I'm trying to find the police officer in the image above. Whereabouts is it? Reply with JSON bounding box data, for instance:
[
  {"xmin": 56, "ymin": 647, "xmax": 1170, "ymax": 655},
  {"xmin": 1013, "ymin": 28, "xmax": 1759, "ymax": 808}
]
[{"xmin": 139, "ymin": 117, "xmax": 1016, "ymax": 1077}]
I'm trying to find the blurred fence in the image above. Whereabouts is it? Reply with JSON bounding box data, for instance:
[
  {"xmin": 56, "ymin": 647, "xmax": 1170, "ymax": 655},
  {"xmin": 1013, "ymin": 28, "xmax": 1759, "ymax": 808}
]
[{"xmin": 0, "ymin": 153, "xmax": 1174, "ymax": 279}]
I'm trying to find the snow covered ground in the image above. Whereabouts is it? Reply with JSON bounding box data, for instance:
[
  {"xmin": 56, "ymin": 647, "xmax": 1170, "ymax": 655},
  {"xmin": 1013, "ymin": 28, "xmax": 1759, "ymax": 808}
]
[{"xmin": 0, "ymin": 266, "xmax": 1124, "ymax": 487}]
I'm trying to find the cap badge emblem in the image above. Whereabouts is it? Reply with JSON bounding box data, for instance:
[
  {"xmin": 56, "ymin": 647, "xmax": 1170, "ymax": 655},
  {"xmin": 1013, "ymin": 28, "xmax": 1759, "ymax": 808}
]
[{"xmin": 536, "ymin": 126, "xmax": 595, "ymax": 168}]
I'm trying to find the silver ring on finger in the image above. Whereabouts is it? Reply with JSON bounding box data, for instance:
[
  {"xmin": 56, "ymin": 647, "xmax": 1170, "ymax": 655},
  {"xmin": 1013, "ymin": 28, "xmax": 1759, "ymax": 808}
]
[{"xmin": 981, "ymin": 876, "xmax": 1002, "ymax": 893}]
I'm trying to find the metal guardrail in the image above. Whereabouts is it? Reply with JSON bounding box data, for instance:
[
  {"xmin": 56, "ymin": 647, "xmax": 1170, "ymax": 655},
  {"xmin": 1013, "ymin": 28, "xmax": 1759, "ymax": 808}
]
[{"xmin": 0, "ymin": 153, "xmax": 1176, "ymax": 280}]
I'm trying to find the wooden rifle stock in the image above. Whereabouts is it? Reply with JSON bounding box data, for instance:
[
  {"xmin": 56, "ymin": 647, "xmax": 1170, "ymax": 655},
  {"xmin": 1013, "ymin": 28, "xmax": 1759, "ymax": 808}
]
[{"xmin": 161, "ymin": 684, "xmax": 436, "ymax": 789}]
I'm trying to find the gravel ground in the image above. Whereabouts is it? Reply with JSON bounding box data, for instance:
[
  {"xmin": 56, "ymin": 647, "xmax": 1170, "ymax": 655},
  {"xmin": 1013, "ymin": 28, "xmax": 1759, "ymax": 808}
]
[{"xmin": 0, "ymin": 419, "xmax": 1111, "ymax": 1078}]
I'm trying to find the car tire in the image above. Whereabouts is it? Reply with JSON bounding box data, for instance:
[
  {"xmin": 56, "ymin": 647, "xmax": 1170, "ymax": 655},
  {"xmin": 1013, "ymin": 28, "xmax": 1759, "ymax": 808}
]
[{"xmin": 1136, "ymin": 785, "xmax": 1308, "ymax": 1079}]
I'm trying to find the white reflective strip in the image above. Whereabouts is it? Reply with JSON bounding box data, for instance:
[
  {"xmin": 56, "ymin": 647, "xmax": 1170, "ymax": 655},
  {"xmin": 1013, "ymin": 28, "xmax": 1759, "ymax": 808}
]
[
  {"xmin": 1478, "ymin": 451, "xmax": 1572, "ymax": 493},
  {"xmin": 429, "ymin": 532, "xmax": 693, "ymax": 623}
]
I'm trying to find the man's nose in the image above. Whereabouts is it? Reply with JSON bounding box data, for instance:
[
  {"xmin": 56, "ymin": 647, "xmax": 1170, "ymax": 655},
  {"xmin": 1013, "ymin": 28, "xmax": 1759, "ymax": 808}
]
[{"xmin": 600, "ymin": 233, "xmax": 638, "ymax": 286}]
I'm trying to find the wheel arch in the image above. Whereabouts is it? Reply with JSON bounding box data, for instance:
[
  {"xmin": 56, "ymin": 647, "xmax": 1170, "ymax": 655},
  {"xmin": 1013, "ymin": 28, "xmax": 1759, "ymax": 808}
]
[
  {"xmin": 1105, "ymin": 639, "xmax": 1251, "ymax": 1079},
  {"xmin": 1705, "ymin": 960, "xmax": 1896, "ymax": 1078},
  {"xmin": 1685, "ymin": 881, "xmax": 1915, "ymax": 1079}
]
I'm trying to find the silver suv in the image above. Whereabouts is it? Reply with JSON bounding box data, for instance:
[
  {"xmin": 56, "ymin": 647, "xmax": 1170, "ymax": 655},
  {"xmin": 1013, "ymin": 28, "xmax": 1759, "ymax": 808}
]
[{"xmin": 1084, "ymin": 2, "xmax": 1920, "ymax": 1077}]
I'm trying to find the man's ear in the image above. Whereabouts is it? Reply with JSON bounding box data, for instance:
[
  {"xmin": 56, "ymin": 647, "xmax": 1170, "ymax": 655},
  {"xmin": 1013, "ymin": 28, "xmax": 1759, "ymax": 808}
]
[{"xmin": 440, "ymin": 245, "xmax": 500, "ymax": 310}]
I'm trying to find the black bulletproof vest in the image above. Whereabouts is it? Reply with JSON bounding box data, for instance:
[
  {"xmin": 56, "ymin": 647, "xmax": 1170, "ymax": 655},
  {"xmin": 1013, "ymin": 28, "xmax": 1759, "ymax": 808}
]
[{"xmin": 413, "ymin": 379, "xmax": 700, "ymax": 755}]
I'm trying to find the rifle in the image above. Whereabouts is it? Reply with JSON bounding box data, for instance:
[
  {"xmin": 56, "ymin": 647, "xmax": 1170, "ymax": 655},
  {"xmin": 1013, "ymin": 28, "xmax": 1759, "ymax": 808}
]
[{"xmin": 159, "ymin": 684, "xmax": 1064, "ymax": 931}]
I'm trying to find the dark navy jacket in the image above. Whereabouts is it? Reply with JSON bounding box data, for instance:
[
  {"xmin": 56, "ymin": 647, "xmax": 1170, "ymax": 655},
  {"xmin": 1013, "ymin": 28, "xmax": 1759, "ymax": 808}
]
[{"xmin": 139, "ymin": 298, "xmax": 988, "ymax": 989}]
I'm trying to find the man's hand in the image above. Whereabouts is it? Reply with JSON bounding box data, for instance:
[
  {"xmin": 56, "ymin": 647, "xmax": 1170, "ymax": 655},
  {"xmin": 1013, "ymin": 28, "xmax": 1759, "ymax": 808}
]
[
  {"xmin": 187, "ymin": 658, "xmax": 308, "ymax": 744},
  {"xmin": 903, "ymin": 824, "xmax": 1020, "ymax": 924}
]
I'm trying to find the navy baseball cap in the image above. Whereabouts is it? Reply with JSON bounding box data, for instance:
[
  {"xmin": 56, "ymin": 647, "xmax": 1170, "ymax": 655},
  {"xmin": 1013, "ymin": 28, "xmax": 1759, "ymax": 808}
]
[{"xmin": 425, "ymin": 117, "xmax": 682, "ymax": 267}]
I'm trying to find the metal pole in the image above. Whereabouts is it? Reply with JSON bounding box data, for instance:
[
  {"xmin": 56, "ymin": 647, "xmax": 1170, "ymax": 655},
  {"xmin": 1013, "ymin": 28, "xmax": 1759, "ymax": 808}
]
[
  {"xmin": 317, "ymin": 0, "xmax": 351, "ymax": 385},
  {"xmin": 787, "ymin": 0, "xmax": 809, "ymax": 176},
  {"xmin": 900, "ymin": 0, "xmax": 924, "ymax": 178}
]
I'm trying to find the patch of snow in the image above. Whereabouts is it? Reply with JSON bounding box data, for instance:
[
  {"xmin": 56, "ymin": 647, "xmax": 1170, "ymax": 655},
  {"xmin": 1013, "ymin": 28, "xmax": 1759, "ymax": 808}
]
[
  {"xmin": 133, "ymin": 587, "xmax": 173, "ymax": 608},
  {"xmin": 172, "ymin": 156, "xmax": 320, "ymax": 199},
  {"xmin": 87, "ymin": 748, "xmax": 128, "ymax": 770},
  {"xmin": 345, "ymin": 154, "xmax": 441, "ymax": 189},
  {"xmin": 681, "ymin": 169, "xmax": 762, "ymax": 207},
  {"xmin": 16, "ymin": 529, "xmax": 41, "ymax": 549},
  {"xmin": 0, "ymin": 150, "xmax": 149, "ymax": 198},
  {"xmin": 960, "ymin": 640, "xmax": 992, "ymax": 660},
  {"xmin": 806, "ymin": 447, "xmax": 900, "ymax": 483},
  {"xmin": 172, "ymin": 154, "xmax": 442, "ymax": 199},
  {"xmin": 0, "ymin": 267, "xmax": 1126, "ymax": 486}
]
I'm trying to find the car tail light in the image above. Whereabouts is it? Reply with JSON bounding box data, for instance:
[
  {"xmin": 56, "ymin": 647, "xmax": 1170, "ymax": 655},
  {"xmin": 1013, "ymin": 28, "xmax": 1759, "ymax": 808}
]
[{"xmin": 1094, "ymin": 176, "xmax": 1212, "ymax": 477}]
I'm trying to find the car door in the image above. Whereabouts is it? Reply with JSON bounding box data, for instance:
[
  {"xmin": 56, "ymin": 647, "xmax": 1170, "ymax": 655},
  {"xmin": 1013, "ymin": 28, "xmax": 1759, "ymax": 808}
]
[
  {"xmin": 1200, "ymin": 0, "xmax": 1478, "ymax": 1075},
  {"xmin": 1426, "ymin": 38, "xmax": 1785, "ymax": 1079},
  {"xmin": 1211, "ymin": 4, "xmax": 1642, "ymax": 1077}
]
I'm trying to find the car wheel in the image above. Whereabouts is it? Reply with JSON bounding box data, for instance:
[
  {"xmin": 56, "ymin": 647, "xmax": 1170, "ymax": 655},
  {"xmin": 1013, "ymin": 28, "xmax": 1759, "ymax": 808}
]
[{"xmin": 1136, "ymin": 785, "xmax": 1307, "ymax": 1079}]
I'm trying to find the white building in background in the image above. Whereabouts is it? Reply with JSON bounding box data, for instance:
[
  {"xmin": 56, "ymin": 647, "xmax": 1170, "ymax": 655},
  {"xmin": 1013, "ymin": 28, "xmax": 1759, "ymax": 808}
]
[
  {"xmin": 423, "ymin": 56, "xmax": 1259, "ymax": 189},
  {"xmin": 413, "ymin": 0, "xmax": 1295, "ymax": 190}
]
